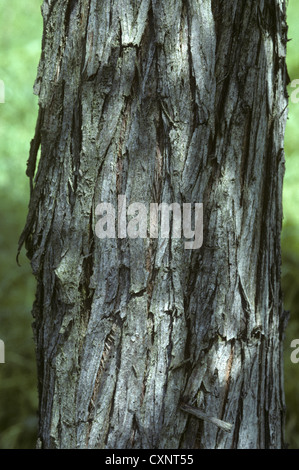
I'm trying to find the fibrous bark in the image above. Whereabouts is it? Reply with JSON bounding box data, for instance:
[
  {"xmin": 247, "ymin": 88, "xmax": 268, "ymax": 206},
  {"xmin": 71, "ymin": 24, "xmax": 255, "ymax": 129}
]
[{"xmin": 19, "ymin": 0, "xmax": 289, "ymax": 449}]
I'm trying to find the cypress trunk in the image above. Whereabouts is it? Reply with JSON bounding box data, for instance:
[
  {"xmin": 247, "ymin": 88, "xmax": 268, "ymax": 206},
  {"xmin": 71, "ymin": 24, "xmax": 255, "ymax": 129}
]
[{"xmin": 19, "ymin": 0, "xmax": 289, "ymax": 449}]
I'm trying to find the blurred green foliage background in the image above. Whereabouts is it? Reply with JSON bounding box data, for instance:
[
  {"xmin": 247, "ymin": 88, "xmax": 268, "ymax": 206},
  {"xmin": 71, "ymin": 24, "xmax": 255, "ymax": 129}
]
[
  {"xmin": 0, "ymin": 0, "xmax": 298, "ymax": 449},
  {"xmin": 0, "ymin": 0, "xmax": 42, "ymax": 448},
  {"xmin": 282, "ymin": 0, "xmax": 299, "ymax": 450}
]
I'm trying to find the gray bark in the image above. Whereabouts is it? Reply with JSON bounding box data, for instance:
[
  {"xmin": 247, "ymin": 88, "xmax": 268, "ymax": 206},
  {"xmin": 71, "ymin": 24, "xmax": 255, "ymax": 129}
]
[{"xmin": 19, "ymin": 0, "xmax": 289, "ymax": 449}]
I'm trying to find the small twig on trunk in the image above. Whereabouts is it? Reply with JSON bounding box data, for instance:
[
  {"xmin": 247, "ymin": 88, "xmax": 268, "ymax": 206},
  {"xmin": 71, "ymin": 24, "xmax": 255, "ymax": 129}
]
[{"xmin": 180, "ymin": 402, "xmax": 233, "ymax": 433}]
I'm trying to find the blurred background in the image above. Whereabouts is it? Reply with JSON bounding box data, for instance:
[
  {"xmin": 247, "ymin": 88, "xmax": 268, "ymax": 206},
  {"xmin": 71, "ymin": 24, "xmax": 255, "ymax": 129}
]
[{"xmin": 0, "ymin": 0, "xmax": 298, "ymax": 449}]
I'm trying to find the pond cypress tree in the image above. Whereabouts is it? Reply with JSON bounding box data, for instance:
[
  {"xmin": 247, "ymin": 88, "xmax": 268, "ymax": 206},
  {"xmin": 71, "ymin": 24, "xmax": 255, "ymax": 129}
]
[{"xmin": 19, "ymin": 0, "xmax": 289, "ymax": 449}]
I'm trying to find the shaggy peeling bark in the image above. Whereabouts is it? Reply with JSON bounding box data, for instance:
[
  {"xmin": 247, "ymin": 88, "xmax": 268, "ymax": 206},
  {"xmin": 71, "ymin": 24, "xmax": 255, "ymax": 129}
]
[{"xmin": 19, "ymin": 0, "xmax": 289, "ymax": 449}]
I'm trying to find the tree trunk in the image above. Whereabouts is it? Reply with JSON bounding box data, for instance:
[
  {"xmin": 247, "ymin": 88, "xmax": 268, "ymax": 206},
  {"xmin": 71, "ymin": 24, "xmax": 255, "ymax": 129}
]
[{"xmin": 19, "ymin": 0, "xmax": 289, "ymax": 449}]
